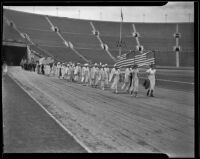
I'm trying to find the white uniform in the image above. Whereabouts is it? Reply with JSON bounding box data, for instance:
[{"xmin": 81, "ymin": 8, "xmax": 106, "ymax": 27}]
[
  {"xmin": 61, "ymin": 65, "xmax": 66, "ymax": 79},
  {"xmin": 130, "ymin": 68, "xmax": 139, "ymax": 93},
  {"xmin": 110, "ymin": 68, "xmax": 120, "ymax": 93},
  {"xmin": 90, "ymin": 66, "xmax": 96, "ymax": 86},
  {"xmin": 57, "ymin": 64, "xmax": 61, "ymax": 78},
  {"xmin": 109, "ymin": 67, "xmax": 115, "ymax": 82},
  {"xmin": 99, "ymin": 68, "xmax": 107, "ymax": 90},
  {"xmin": 104, "ymin": 67, "xmax": 110, "ymax": 86},
  {"xmin": 84, "ymin": 67, "xmax": 90, "ymax": 84},
  {"xmin": 94, "ymin": 67, "xmax": 100, "ymax": 86},
  {"xmin": 81, "ymin": 67, "xmax": 85, "ymax": 83},
  {"xmin": 74, "ymin": 66, "xmax": 79, "ymax": 81},
  {"xmin": 46, "ymin": 64, "xmax": 51, "ymax": 76},
  {"xmin": 121, "ymin": 68, "xmax": 130, "ymax": 90},
  {"xmin": 146, "ymin": 68, "xmax": 156, "ymax": 91}
]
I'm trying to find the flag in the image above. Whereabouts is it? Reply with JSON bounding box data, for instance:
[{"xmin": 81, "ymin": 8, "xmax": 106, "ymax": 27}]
[
  {"xmin": 134, "ymin": 51, "xmax": 155, "ymax": 67},
  {"xmin": 27, "ymin": 45, "xmax": 34, "ymax": 62},
  {"xmin": 121, "ymin": 8, "xmax": 123, "ymax": 22},
  {"xmin": 115, "ymin": 50, "xmax": 155, "ymax": 68}
]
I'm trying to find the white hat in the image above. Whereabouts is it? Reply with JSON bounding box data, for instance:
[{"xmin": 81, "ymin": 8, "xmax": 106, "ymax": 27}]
[
  {"xmin": 84, "ymin": 63, "xmax": 88, "ymax": 66},
  {"xmin": 94, "ymin": 63, "xmax": 98, "ymax": 66}
]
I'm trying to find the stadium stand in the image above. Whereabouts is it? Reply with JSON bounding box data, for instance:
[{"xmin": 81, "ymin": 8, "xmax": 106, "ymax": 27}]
[
  {"xmin": 3, "ymin": 9, "xmax": 194, "ymax": 67},
  {"xmin": 4, "ymin": 9, "xmax": 51, "ymax": 31},
  {"xmin": 3, "ymin": 17, "xmax": 25, "ymax": 43},
  {"xmin": 38, "ymin": 46, "xmax": 86, "ymax": 63},
  {"xmin": 18, "ymin": 28, "xmax": 65, "ymax": 47},
  {"xmin": 61, "ymin": 33, "xmax": 101, "ymax": 49},
  {"xmin": 135, "ymin": 23, "xmax": 176, "ymax": 51},
  {"xmin": 49, "ymin": 16, "xmax": 92, "ymax": 34},
  {"xmin": 179, "ymin": 23, "xmax": 194, "ymax": 52},
  {"xmin": 92, "ymin": 21, "xmax": 133, "ymax": 37},
  {"xmin": 100, "ymin": 35, "xmax": 137, "ymax": 52},
  {"xmin": 75, "ymin": 48, "xmax": 115, "ymax": 64}
]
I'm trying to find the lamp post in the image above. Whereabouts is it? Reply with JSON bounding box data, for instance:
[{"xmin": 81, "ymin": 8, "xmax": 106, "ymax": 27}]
[
  {"xmin": 143, "ymin": 14, "xmax": 145, "ymax": 23},
  {"xmin": 56, "ymin": 7, "xmax": 58, "ymax": 16},
  {"xmin": 165, "ymin": 14, "xmax": 168, "ymax": 23},
  {"xmin": 100, "ymin": 12, "xmax": 102, "ymax": 20},
  {"xmin": 188, "ymin": 13, "xmax": 191, "ymax": 22}
]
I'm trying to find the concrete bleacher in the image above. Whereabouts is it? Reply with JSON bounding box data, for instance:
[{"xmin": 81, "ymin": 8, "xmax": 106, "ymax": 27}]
[
  {"xmin": 75, "ymin": 48, "xmax": 115, "ymax": 64},
  {"xmin": 3, "ymin": 17, "xmax": 25, "ymax": 43},
  {"xmin": 61, "ymin": 33, "xmax": 101, "ymax": 49},
  {"xmin": 49, "ymin": 16, "xmax": 92, "ymax": 34},
  {"xmin": 100, "ymin": 35, "xmax": 137, "ymax": 52},
  {"xmin": 3, "ymin": 8, "xmax": 194, "ymax": 67},
  {"xmin": 4, "ymin": 9, "xmax": 51, "ymax": 31},
  {"xmin": 19, "ymin": 28, "xmax": 65, "ymax": 47},
  {"xmin": 92, "ymin": 21, "xmax": 133, "ymax": 37},
  {"xmin": 39, "ymin": 46, "xmax": 86, "ymax": 63},
  {"xmin": 179, "ymin": 23, "xmax": 194, "ymax": 52},
  {"xmin": 135, "ymin": 23, "xmax": 176, "ymax": 51}
]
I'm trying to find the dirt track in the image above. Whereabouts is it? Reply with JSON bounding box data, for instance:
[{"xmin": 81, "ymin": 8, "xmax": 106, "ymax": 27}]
[{"xmin": 7, "ymin": 67, "xmax": 194, "ymax": 157}]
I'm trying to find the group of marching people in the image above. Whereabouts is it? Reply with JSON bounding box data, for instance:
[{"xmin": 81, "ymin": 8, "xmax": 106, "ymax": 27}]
[{"xmin": 24, "ymin": 61, "xmax": 156, "ymax": 97}]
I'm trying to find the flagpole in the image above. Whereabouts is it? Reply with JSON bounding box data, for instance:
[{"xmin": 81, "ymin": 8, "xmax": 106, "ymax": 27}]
[{"xmin": 119, "ymin": 8, "xmax": 123, "ymax": 56}]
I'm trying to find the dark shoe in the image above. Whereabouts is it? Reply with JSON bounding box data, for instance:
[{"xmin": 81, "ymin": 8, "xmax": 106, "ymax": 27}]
[
  {"xmin": 134, "ymin": 92, "xmax": 137, "ymax": 97},
  {"xmin": 147, "ymin": 90, "xmax": 150, "ymax": 96},
  {"xmin": 150, "ymin": 90, "xmax": 154, "ymax": 97}
]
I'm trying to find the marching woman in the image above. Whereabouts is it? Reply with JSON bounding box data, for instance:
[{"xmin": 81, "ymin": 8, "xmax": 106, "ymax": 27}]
[
  {"xmin": 84, "ymin": 64, "xmax": 90, "ymax": 86},
  {"xmin": 94, "ymin": 64, "xmax": 100, "ymax": 88},
  {"xmin": 65, "ymin": 64, "xmax": 70, "ymax": 81},
  {"xmin": 90, "ymin": 63, "xmax": 97, "ymax": 87},
  {"xmin": 110, "ymin": 65, "xmax": 120, "ymax": 94},
  {"xmin": 146, "ymin": 64, "xmax": 156, "ymax": 97},
  {"xmin": 56, "ymin": 62, "xmax": 61, "ymax": 78},
  {"xmin": 61, "ymin": 63, "xmax": 66, "ymax": 79},
  {"xmin": 104, "ymin": 64, "xmax": 110, "ymax": 88},
  {"xmin": 46, "ymin": 64, "xmax": 51, "ymax": 76},
  {"xmin": 99, "ymin": 65, "xmax": 107, "ymax": 90},
  {"xmin": 121, "ymin": 66, "xmax": 131, "ymax": 92},
  {"xmin": 130, "ymin": 64, "xmax": 139, "ymax": 97},
  {"xmin": 74, "ymin": 63, "xmax": 80, "ymax": 82},
  {"xmin": 81, "ymin": 64, "xmax": 86, "ymax": 83}
]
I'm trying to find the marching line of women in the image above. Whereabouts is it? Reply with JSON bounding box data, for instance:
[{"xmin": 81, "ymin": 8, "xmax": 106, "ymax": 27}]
[{"xmin": 21, "ymin": 61, "xmax": 156, "ymax": 97}]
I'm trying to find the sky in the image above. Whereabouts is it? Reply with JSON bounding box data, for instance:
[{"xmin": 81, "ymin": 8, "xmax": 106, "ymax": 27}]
[{"xmin": 3, "ymin": 2, "xmax": 194, "ymax": 23}]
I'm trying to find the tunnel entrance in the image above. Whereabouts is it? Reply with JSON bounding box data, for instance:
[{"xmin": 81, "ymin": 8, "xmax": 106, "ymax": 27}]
[{"xmin": 2, "ymin": 45, "xmax": 27, "ymax": 66}]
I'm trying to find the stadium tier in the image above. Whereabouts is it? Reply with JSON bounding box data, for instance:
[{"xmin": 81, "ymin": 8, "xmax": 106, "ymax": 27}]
[
  {"xmin": 61, "ymin": 33, "xmax": 101, "ymax": 49},
  {"xmin": 3, "ymin": 17, "xmax": 25, "ymax": 43},
  {"xmin": 93, "ymin": 21, "xmax": 133, "ymax": 37},
  {"xmin": 4, "ymin": 9, "xmax": 51, "ymax": 31},
  {"xmin": 18, "ymin": 28, "xmax": 65, "ymax": 47},
  {"xmin": 3, "ymin": 8, "xmax": 194, "ymax": 67},
  {"xmin": 38, "ymin": 46, "xmax": 86, "ymax": 63},
  {"xmin": 49, "ymin": 16, "xmax": 92, "ymax": 34},
  {"xmin": 29, "ymin": 45, "xmax": 52, "ymax": 58},
  {"xmin": 135, "ymin": 23, "xmax": 176, "ymax": 51},
  {"xmin": 179, "ymin": 23, "xmax": 194, "ymax": 52},
  {"xmin": 75, "ymin": 48, "xmax": 115, "ymax": 64},
  {"xmin": 100, "ymin": 35, "xmax": 137, "ymax": 52}
]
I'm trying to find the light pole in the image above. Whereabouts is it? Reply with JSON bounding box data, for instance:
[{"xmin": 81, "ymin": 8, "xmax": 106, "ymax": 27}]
[
  {"xmin": 56, "ymin": 7, "xmax": 58, "ymax": 16},
  {"xmin": 143, "ymin": 14, "xmax": 145, "ymax": 23},
  {"xmin": 100, "ymin": 12, "xmax": 102, "ymax": 20},
  {"xmin": 188, "ymin": 13, "xmax": 191, "ymax": 22},
  {"xmin": 165, "ymin": 14, "xmax": 168, "ymax": 23}
]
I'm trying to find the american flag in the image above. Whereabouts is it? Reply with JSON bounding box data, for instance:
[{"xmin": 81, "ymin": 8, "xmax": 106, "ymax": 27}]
[{"xmin": 115, "ymin": 50, "xmax": 155, "ymax": 68}]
